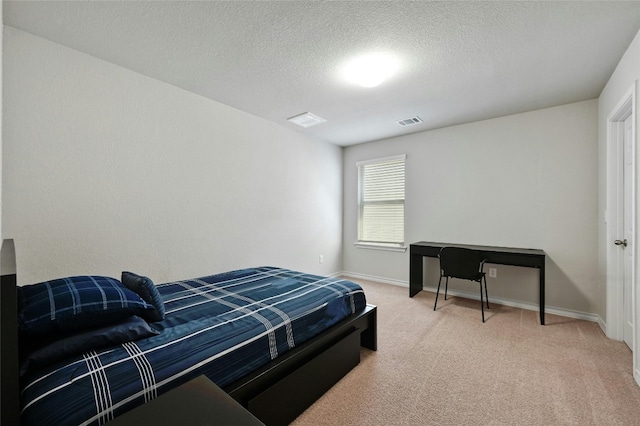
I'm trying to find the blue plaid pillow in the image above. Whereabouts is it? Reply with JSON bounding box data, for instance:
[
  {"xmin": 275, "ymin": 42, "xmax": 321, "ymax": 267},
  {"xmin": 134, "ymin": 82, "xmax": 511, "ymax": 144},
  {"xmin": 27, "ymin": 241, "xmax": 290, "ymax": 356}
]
[
  {"xmin": 121, "ymin": 272, "xmax": 165, "ymax": 321},
  {"xmin": 18, "ymin": 275, "xmax": 156, "ymax": 335},
  {"xmin": 20, "ymin": 315, "xmax": 159, "ymax": 377}
]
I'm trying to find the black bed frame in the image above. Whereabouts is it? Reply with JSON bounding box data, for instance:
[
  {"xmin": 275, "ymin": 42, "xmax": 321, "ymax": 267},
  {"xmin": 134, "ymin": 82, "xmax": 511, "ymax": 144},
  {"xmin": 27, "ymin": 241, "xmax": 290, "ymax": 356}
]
[
  {"xmin": 1, "ymin": 239, "xmax": 19, "ymax": 426},
  {"xmin": 0, "ymin": 239, "xmax": 377, "ymax": 426}
]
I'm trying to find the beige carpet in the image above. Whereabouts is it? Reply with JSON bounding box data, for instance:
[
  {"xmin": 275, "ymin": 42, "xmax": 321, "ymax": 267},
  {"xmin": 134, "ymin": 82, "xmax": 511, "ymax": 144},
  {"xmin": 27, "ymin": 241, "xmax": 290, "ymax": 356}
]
[{"xmin": 291, "ymin": 278, "xmax": 640, "ymax": 426}]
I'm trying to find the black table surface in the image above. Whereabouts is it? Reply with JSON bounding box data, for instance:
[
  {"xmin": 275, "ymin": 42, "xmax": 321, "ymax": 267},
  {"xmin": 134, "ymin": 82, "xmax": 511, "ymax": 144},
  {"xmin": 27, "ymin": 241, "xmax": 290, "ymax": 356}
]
[{"xmin": 410, "ymin": 241, "xmax": 545, "ymax": 256}]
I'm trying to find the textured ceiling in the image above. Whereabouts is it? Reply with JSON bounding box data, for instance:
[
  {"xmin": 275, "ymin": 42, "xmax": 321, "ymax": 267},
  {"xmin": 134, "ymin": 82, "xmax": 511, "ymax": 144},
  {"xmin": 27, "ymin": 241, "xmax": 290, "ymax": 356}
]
[{"xmin": 5, "ymin": 1, "xmax": 640, "ymax": 146}]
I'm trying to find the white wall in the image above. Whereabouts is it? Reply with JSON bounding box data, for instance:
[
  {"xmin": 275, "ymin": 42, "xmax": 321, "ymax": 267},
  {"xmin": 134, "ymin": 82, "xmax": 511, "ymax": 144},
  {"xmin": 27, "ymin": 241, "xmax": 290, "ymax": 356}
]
[
  {"xmin": 344, "ymin": 100, "xmax": 599, "ymax": 315},
  {"xmin": 0, "ymin": 3, "xmax": 4, "ymax": 245},
  {"xmin": 2, "ymin": 27, "xmax": 343, "ymax": 285}
]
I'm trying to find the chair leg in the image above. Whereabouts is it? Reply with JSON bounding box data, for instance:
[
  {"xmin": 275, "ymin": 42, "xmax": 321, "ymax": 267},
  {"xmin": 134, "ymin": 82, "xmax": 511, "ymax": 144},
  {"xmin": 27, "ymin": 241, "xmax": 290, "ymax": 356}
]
[
  {"xmin": 484, "ymin": 276, "xmax": 490, "ymax": 309},
  {"xmin": 434, "ymin": 275, "xmax": 443, "ymax": 311},
  {"xmin": 479, "ymin": 281, "xmax": 485, "ymax": 323},
  {"xmin": 444, "ymin": 276, "xmax": 449, "ymax": 300}
]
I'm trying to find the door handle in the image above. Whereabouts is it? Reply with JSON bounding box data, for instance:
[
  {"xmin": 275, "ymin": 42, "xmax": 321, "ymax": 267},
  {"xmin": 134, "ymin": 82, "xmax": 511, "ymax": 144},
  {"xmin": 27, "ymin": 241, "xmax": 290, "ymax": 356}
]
[{"xmin": 614, "ymin": 239, "xmax": 628, "ymax": 247}]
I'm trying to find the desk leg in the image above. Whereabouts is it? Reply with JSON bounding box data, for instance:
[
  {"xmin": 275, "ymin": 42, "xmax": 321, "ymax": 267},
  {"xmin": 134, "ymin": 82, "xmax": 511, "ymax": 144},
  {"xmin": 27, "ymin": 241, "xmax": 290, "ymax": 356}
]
[
  {"xmin": 410, "ymin": 254, "xmax": 423, "ymax": 297},
  {"xmin": 539, "ymin": 263, "xmax": 545, "ymax": 325}
]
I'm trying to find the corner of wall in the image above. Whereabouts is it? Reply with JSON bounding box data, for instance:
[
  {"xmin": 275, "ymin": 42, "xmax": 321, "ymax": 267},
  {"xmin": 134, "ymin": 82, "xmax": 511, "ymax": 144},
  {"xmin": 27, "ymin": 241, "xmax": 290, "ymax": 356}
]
[{"xmin": 1, "ymin": 0, "xmax": 4, "ymax": 243}]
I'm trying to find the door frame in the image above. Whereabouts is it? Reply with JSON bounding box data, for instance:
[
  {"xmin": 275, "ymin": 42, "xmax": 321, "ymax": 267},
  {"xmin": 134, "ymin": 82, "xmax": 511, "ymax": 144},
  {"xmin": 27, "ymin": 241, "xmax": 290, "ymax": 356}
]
[{"xmin": 606, "ymin": 83, "xmax": 637, "ymax": 382}]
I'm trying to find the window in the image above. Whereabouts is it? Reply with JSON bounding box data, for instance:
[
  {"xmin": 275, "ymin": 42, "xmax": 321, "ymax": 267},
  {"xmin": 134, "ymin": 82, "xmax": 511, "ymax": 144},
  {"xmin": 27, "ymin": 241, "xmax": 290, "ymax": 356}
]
[{"xmin": 356, "ymin": 154, "xmax": 406, "ymax": 250}]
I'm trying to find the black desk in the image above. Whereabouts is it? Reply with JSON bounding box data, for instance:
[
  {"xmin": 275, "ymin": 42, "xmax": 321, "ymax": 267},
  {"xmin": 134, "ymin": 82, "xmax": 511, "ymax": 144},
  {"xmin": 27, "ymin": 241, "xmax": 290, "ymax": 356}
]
[{"xmin": 410, "ymin": 242, "xmax": 546, "ymax": 325}]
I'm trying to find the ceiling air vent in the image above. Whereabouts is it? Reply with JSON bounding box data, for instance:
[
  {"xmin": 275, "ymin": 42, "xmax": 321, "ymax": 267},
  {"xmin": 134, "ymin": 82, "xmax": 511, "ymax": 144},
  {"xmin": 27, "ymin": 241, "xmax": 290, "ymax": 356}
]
[
  {"xmin": 287, "ymin": 112, "xmax": 326, "ymax": 128},
  {"xmin": 396, "ymin": 116, "xmax": 423, "ymax": 127}
]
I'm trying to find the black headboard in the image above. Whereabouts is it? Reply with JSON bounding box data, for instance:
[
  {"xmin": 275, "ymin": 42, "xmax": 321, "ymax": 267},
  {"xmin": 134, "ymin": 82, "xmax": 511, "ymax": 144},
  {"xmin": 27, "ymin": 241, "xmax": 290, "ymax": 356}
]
[{"xmin": 1, "ymin": 239, "xmax": 19, "ymax": 425}]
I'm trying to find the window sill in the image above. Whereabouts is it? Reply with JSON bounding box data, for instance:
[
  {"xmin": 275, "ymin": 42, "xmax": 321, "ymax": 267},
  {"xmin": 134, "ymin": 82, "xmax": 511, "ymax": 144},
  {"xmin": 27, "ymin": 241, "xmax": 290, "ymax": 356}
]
[{"xmin": 354, "ymin": 242, "xmax": 407, "ymax": 252}]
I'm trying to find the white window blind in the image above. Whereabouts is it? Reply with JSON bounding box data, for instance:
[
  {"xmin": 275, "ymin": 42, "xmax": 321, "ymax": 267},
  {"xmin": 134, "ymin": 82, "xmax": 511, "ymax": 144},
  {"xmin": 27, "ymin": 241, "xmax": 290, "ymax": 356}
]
[{"xmin": 357, "ymin": 155, "xmax": 406, "ymax": 246}]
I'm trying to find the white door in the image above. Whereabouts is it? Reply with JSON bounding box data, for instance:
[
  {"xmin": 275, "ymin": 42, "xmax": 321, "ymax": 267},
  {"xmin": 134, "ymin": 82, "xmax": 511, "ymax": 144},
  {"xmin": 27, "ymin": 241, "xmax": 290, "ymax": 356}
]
[{"xmin": 623, "ymin": 113, "xmax": 634, "ymax": 350}]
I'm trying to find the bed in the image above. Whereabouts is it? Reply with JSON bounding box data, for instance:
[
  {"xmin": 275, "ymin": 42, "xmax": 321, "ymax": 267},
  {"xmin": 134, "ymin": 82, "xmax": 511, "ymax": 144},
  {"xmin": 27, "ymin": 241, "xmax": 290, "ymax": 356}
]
[{"xmin": 0, "ymin": 248, "xmax": 377, "ymax": 426}]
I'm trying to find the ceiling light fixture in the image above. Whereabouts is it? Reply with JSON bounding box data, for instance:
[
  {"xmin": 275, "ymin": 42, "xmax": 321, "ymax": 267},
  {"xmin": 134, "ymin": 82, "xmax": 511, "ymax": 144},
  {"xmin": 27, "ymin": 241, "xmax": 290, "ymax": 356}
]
[
  {"xmin": 342, "ymin": 52, "xmax": 399, "ymax": 88},
  {"xmin": 287, "ymin": 112, "xmax": 326, "ymax": 128}
]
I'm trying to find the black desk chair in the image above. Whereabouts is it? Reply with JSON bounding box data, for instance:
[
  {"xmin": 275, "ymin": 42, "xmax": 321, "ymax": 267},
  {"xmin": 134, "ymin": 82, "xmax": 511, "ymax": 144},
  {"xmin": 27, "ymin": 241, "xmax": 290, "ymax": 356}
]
[{"xmin": 433, "ymin": 246, "xmax": 490, "ymax": 322}]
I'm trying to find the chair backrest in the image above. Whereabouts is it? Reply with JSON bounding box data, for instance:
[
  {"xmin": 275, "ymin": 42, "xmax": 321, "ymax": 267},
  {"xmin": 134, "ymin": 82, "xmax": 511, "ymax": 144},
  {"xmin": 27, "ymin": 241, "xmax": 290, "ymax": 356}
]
[{"xmin": 439, "ymin": 246, "xmax": 484, "ymax": 280}]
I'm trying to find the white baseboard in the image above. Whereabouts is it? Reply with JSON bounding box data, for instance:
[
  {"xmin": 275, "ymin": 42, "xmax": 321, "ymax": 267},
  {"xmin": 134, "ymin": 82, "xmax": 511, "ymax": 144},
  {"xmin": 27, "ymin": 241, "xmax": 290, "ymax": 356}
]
[
  {"xmin": 596, "ymin": 316, "xmax": 607, "ymax": 335},
  {"xmin": 340, "ymin": 271, "xmax": 408, "ymax": 288},
  {"xmin": 341, "ymin": 271, "xmax": 602, "ymax": 324}
]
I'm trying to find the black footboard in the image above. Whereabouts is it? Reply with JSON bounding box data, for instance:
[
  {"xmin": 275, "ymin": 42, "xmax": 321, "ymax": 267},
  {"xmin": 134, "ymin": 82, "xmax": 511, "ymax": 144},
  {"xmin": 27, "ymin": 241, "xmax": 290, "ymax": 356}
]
[{"xmin": 224, "ymin": 304, "xmax": 377, "ymax": 426}]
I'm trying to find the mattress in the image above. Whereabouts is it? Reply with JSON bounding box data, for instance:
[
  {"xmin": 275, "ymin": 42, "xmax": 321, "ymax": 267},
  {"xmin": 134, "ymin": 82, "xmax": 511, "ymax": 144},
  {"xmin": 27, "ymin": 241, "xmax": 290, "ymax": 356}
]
[{"xmin": 20, "ymin": 266, "xmax": 367, "ymax": 425}]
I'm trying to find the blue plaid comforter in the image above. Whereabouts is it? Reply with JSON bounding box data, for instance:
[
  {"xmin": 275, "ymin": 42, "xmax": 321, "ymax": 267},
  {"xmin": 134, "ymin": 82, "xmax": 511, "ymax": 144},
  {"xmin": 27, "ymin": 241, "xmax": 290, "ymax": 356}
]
[{"xmin": 20, "ymin": 267, "xmax": 367, "ymax": 425}]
